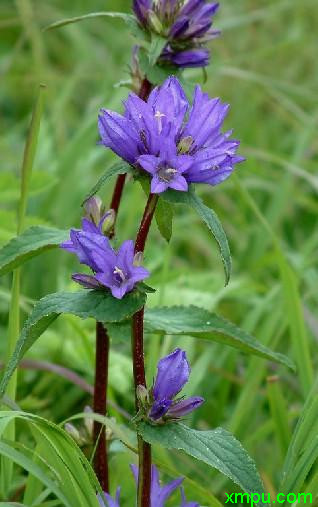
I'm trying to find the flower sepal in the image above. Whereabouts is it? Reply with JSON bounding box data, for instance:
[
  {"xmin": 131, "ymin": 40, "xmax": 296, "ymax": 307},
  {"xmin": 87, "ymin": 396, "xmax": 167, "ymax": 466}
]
[{"xmin": 136, "ymin": 281, "xmax": 156, "ymax": 294}]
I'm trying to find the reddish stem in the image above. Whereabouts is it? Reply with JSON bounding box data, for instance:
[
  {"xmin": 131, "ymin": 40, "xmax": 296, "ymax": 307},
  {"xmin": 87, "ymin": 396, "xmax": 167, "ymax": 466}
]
[
  {"xmin": 93, "ymin": 322, "xmax": 110, "ymax": 493},
  {"xmin": 138, "ymin": 77, "xmax": 152, "ymax": 101},
  {"xmin": 132, "ymin": 193, "xmax": 159, "ymax": 507},
  {"xmin": 135, "ymin": 193, "xmax": 159, "ymax": 254}
]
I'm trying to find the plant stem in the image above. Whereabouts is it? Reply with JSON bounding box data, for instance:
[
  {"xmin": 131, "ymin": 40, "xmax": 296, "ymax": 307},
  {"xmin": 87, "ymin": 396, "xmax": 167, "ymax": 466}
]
[
  {"xmin": 93, "ymin": 322, "xmax": 110, "ymax": 492},
  {"xmin": 138, "ymin": 77, "xmax": 152, "ymax": 102},
  {"xmin": 92, "ymin": 77, "xmax": 153, "ymax": 492},
  {"xmin": 109, "ymin": 174, "xmax": 127, "ymax": 238},
  {"xmin": 135, "ymin": 194, "xmax": 159, "ymax": 254},
  {"xmin": 132, "ymin": 193, "xmax": 159, "ymax": 507}
]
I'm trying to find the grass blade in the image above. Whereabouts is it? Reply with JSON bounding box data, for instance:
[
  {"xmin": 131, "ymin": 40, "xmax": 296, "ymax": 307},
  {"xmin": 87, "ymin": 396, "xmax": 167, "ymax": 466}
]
[{"xmin": 1, "ymin": 84, "xmax": 46, "ymax": 498}]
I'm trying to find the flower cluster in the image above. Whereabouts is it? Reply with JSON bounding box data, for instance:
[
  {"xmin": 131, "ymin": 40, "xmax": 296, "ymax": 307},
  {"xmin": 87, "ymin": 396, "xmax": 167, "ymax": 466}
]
[
  {"xmin": 133, "ymin": 0, "xmax": 220, "ymax": 68},
  {"xmin": 60, "ymin": 198, "xmax": 149, "ymax": 299},
  {"xmin": 98, "ymin": 464, "xmax": 199, "ymax": 506},
  {"xmin": 99, "ymin": 76, "xmax": 244, "ymax": 194}
]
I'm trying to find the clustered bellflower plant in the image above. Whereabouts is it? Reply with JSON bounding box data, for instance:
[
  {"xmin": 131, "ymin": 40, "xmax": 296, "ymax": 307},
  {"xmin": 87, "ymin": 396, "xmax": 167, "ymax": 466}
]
[
  {"xmin": 133, "ymin": 0, "xmax": 221, "ymax": 67},
  {"xmin": 0, "ymin": 1, "xmax": 295, "ymax": 506}
]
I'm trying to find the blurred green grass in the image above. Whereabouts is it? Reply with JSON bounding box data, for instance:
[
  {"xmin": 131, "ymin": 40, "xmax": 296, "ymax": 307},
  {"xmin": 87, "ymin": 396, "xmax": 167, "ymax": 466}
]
[{"xmin": 0, "ymin": 0, "xmax": 318, "ymax": 504}]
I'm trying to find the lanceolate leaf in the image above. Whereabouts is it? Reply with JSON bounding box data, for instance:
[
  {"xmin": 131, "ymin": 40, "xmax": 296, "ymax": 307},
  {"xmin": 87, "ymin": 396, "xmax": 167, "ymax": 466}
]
[
  {"xmin": 0, "ymin": 289, "xmax": 146, "ymax": 397},
  {"xmin": 0, "ymin": 226, "xmax": 69, "ymax": 277},
  {"xmin": 155, "ymin": 197, "xmax": 174, "ymax": 242},
  {"xmin": 144, "ymin": 306, "xmax": 295, "ymax": 369},
  {"xmin": 162, "ymin": 188, "xmax": 231, "ymax": 284},
  {"xmin": 0, "ymin": 411, "xmax": 101, "ymax": 507},
  {"xmin": 82, "ymin": 160, "xmax": 132, "ymax": 205},
  {"xmin": 137, "ymin": 422, "xmax": 266, "ymax": 506},
  {"xmin": 280, "ymin": 377, "xmax": 318, "ymax": 496}
]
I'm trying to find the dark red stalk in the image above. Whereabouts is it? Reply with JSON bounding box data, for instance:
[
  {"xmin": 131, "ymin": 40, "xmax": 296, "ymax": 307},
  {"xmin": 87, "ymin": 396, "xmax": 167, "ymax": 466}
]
[
  {"xmin": 108, "ymin": 173, "xmax": 127, "ymax": 239},
  {"xmin": 132, "ymin": 193, "xmax": 159, "ymax": 507},
  {"xmin": 93, "ymin": 77, "xmax": 153, "ymax": 492},
  {"xmin": 93, "ymin": 322, "xmax": 110, "ymax": 492}
]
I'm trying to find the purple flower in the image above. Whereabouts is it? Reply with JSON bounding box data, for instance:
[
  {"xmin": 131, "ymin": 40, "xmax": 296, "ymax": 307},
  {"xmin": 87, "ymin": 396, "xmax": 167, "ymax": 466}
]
[
  {"xmin": 60, "ymin": 218, "xmax": 113, "ymax": 272},
  {"xmin": 98, "ymin": 487, "xmax": 120, "ymax": 507},
  {"xmin": 131, "ymin": 464, "xmax": 183, "ymax": 506},
  {"xmin": 94, "ymin": 240, "xmax": 150, "ymax": 299},
  {"xmin": 99, "ymin": 76, "xmax": 244, "ymax": 193},
  {"xmin": 138, "ymin": 141, "xmax": 191, "ymax": 193},
  {"xmin": 133, "ymin": 0, "xmax": 151, "ymax": 26},
  {"xmin": 61, "ymin": 220, "xmax": 149, "ymax": 299},
  {"xmin": 132, "ymin": 1, "xmax": 220, "ymax": 68},
  {"xmin": 149, "ymin": 348, "xmax": 204, "ymax": 422},
  {"xmin": 162, "ymin": 47, "xmax": 210, "ymax": 68}
]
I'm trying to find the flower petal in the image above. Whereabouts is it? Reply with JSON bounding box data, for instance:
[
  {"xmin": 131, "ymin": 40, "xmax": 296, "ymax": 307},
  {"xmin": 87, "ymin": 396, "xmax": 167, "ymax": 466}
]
[
  {"xmin": 169, "ymin": 174, "xmax": 188, "ymax": 192},
  {"xmin": 71, "ymin": 273, "xmax": 101, "ymax": 289},
  {"xmin": 153, "ymin": 348, "xmax": 190, "ymax": 400},
  {"xmin": 138, "ymin": 155, "xmax": 159, "ymax": 175},
  {"xmin": 166, "ymin": 396, "xmax": 204, "ymax": 418},
  {"xmin": 98, "ymin": 110, "xmax": 139, "ymax": 163},
  {"xmin": 149, "ymin": 398, "xmax": 172, "ymax": 420}
]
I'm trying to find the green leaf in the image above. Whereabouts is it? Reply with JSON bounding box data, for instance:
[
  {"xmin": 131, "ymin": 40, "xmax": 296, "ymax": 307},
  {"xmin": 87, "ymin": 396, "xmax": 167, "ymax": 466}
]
[
  {"xmin": 0, "ymin": 411, "xmax": 101, "ymax": 506},
  {"xmin": 137, "ymin": 422, "xmax": 266, "ymax": 506},
  {"xmin": 82, "ymin": 160, "xmax": 132, "ymax": 205},
  {"xmin": 0, "ymin": 226, "xmax": 69, "ymax": 277},
  {"xmin": 162, "ymin": 188, "xmax": 232, "ymax": 284},
  {"xmin": 44, "ymin": 11, "xmax": 138, "ymax": 33},
  {"xmin": 144, "ymin": 305, "xmax": 295, "ymax": 369},
  {"xmin": 138, "ymin": 48, "xmax": 181, "ymax": 86},
  {"xmin": 280, "ymin": 378, "xmax": 318, "ymax": 497},
  {"xmin": 0, "ymin": 440, "xmax": 70, "ymax": 507},
  {"xmin": 137, "ymin": 282, "xmax": 156, "ymax": 294},
  {"xmin": 155, "ymin": 197, "xmax": 174, "ymax": 242},
  {"xmin": 0, "ymin": 289, "xmax": 146, "ymax": 397},
  {"xmin": 149, "ymin": 33, "xmax": 167, "ymax": 65}
]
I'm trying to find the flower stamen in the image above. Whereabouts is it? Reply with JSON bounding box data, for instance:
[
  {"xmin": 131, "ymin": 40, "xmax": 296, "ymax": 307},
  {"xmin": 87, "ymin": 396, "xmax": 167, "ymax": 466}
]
[
  {"xmin": 113, "ymin": 266, "xmax": 126, "ymax": 282},
  {"xmin": 154, "ymin": 110, "xmax": 165, "ymax": 133},
  {"xmin": 158, "ymin": 167, "xmax": 177, "ymax": 182}
]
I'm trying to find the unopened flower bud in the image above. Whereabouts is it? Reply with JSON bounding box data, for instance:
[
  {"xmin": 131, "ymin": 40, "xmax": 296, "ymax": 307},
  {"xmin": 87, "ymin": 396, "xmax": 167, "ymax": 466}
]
[
  {"xmin": 83, "ymin": 196, "xmax": 104, "ymax": 225},
  {"xmin": 100, "ymin": 209, "xmax": 116, "ymax": 234},
  {"xmin": 65, "ymin": 423, "xmax": 83, "ymax": 444},
  {"xmin": 84, "ymin": 406, "xmax": 93, "ymax": 437},
  {"xmin": 148, "ymin": 10, "xmax": 163, "ymax": 33},
  {"xmin": 136, "ymin": 385, "xmax": 150, "ymax": 408},
  {"xmin": 133, "ymin": 251, "xmax": 144, "ymax": 267},
  {"xmin": 105, "ymin": 417, "xmax": 116, "ymax": 441}
]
